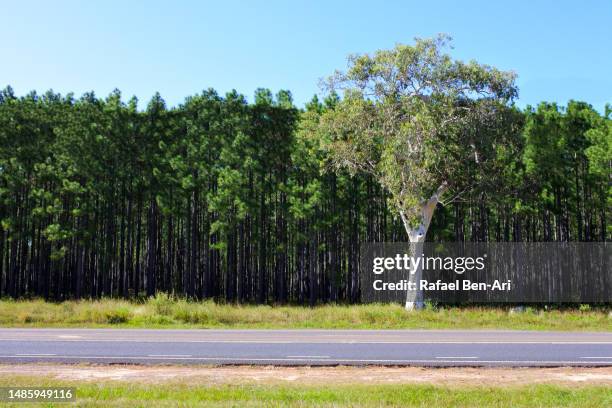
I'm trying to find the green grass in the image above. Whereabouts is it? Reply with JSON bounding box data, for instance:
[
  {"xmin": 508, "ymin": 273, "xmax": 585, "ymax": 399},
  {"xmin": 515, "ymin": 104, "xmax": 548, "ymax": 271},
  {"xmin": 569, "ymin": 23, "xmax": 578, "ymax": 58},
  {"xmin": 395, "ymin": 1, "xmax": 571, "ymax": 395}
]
[
  {"xmin": 0, "ymin": 294, "xmax": 610, "ymax": 330},
  {"xmin": 0, "ymin": 377, "xmax": 609, "ymax": 407}
]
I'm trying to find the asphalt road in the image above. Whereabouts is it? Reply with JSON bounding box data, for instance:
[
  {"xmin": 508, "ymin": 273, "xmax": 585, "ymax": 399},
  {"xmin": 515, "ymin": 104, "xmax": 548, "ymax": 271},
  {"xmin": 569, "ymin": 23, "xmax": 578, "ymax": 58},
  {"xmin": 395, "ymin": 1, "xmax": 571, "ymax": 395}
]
[{"xmin": 0, "ymin": 328, "xmax": 611, "ymax": 367}]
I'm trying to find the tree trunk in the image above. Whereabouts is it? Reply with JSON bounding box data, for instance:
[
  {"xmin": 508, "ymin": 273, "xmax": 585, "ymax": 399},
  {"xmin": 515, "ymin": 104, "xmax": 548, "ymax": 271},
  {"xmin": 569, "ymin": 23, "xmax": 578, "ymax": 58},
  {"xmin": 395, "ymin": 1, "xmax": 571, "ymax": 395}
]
[{"xmin": 401, "ymin": 182, "xmax": 447, "ymax": 310}]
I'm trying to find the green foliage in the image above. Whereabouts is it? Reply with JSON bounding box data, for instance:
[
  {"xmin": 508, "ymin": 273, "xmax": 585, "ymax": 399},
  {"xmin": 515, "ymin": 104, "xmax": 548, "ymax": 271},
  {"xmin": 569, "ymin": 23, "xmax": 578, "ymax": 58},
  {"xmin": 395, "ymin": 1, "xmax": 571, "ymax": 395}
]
[
  {"xmin": 105, "ymin": 307, "xmax": 130, "ymax": 324},
  {"xmin": 520, "ymin": 101, "xmax": 610, "ymax": 240},
  {"xmin": 319, "ymin": 35, "xmax": 522, "ymax": 230},
  {"xmin": 0, "ymin": 48, "xmax": 608, "ymax": 302}
]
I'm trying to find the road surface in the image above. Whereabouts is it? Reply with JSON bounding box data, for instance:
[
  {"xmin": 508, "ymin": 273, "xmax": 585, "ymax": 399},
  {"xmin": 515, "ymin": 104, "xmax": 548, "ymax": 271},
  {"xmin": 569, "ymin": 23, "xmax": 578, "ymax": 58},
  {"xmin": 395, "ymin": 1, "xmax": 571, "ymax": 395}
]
[{"xmin": 0, "ymin": 328, "xmax": 611, "ymax": 366}]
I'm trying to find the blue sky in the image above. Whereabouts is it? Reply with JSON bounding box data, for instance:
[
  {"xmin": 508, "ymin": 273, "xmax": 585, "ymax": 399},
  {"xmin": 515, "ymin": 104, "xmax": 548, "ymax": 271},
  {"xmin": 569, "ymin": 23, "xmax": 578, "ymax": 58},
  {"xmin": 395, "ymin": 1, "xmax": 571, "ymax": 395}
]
[{"xmin": 2, "ymin": 0, "xmax": 610, "ymax": 111}]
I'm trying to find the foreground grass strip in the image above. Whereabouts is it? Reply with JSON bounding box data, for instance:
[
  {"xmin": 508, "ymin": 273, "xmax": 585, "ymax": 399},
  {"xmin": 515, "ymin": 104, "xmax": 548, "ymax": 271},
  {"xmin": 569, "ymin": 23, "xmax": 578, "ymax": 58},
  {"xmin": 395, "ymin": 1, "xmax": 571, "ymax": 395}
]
[
  {"xmin": 0, "ymin": 296, "xmax": 610, "ymax": 331},
  {"xmin": 0, "ymin": 377, "xmax": 610, "ymax": 408}
]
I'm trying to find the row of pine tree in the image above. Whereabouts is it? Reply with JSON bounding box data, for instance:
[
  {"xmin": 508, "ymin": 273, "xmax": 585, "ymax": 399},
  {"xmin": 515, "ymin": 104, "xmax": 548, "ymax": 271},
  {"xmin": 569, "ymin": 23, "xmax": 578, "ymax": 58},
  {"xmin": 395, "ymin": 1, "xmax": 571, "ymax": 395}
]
[{"xmin": 0, "ymin": 86, "xmax": 609, "ymax": 302}]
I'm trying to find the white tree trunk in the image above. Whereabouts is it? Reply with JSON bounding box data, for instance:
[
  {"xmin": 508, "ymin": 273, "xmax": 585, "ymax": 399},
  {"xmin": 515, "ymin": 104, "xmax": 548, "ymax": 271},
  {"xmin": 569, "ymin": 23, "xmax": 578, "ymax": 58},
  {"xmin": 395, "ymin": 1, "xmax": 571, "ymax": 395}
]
[
  {"xmin": 405, "ymin": 237, "xmax": 425, "ymax": 310},
  {"xmin": 401, "ymin": 183, "xmax": 447, "ymax": 311}
]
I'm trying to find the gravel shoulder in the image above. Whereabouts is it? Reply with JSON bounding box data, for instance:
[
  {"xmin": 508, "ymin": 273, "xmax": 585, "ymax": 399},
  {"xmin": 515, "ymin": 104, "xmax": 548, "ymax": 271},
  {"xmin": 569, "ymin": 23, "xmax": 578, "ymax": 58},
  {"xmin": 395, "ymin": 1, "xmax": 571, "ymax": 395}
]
[{"xmin": 1, "ymin": 364, "xmax": 611, "ymax": 387}]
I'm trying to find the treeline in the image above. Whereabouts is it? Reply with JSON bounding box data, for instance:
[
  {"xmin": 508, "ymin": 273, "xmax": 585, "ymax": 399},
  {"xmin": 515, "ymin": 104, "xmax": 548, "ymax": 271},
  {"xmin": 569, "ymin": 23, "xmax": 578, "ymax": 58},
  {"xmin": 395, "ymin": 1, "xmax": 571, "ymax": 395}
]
[{"xmin": 0, "ymin": 86, "xmax": 609, "ymax": 302}]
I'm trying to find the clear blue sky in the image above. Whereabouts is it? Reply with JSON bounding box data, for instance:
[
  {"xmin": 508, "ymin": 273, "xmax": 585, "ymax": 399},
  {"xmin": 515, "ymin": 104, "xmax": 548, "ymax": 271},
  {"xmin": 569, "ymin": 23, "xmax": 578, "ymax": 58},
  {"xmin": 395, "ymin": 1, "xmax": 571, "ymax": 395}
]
[{"xmin": 2, "ymin": 0, "xmax": 610, "ymax": 111}]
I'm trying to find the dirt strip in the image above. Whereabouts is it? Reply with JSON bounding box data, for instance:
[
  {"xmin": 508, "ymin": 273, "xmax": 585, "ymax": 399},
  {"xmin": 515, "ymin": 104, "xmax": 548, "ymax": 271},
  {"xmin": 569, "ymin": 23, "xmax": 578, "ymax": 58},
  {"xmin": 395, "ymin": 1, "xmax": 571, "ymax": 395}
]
[{"xmin": 0, "ymin": 364, "xmax": 611, "ymax": 386}]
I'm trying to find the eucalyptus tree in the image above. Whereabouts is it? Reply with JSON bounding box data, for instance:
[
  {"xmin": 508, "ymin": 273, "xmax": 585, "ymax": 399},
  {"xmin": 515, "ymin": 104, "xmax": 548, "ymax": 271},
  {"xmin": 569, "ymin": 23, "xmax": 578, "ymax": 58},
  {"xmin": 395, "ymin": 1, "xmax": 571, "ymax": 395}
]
[{"xmin": 319, "ymin": 35, "xmax": 521, "ymax": 309}]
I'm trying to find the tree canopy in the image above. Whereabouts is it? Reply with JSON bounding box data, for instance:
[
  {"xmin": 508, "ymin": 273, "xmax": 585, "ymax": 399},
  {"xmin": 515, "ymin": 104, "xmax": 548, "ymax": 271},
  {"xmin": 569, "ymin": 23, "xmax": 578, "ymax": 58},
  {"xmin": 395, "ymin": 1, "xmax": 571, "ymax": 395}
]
[
  {"xmin": 0, "ymin": 39, "xmax": 608, "ymax": 303},
  {"xmin": 319, "ymin": 35, "xmax": 523, "ymax": 240}
]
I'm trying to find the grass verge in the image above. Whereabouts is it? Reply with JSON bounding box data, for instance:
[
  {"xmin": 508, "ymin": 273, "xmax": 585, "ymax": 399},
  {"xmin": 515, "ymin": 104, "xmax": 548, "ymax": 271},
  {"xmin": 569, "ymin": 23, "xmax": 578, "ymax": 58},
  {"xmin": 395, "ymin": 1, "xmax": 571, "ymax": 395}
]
[
  {"xmin": 0, "ymin": 294, "xmax": 610, "ymax": 330},
  {"xmin": 0, "ymin": 376, "xmax": 610, "ymax": 407}
]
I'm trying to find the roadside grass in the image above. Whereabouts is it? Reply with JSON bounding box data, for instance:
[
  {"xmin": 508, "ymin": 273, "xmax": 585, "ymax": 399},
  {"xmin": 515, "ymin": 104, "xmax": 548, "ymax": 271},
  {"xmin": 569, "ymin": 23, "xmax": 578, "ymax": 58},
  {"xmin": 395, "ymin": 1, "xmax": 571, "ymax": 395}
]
[
  {"xmin": 0, "ymin": 294, "xmax": 609, "ymax": 330},
  {"xmin": 0, "ymin": 376, "xmax": 609, "ymax": 407}
]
